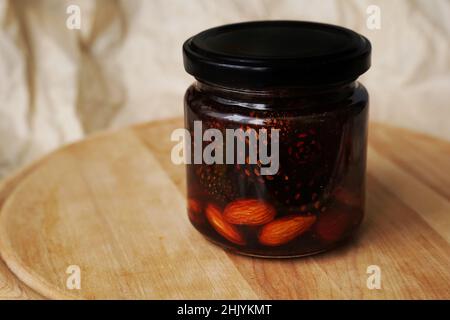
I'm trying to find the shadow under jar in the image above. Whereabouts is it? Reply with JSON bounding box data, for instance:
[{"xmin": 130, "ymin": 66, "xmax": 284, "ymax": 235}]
[{"xmin": 183, "ymin": 21, "xmax": 371, "ymax": 258}]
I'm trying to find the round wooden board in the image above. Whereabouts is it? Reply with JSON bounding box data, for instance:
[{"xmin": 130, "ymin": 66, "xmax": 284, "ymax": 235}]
[
  {"xmin": 0, "ymin": 159, "xmax": 46, "ymax": 299},
  {"xmin": 0, "ymin": 118, "xmax": 449, "ymax": 299}
]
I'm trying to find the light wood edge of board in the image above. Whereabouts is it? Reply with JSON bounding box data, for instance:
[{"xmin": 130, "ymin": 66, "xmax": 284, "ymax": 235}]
[
  {"xmin": 0, "ymin": 127, "xmax": 147, "ymax": 300},
  {"xmin": 0, "ymin": 155, "xmax": 50, "ymax": 299}
]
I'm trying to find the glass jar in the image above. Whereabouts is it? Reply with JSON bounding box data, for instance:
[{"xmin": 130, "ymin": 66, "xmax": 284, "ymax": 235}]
[{"xmin": 182, "ymin": 21, "xmax": 371, "ymax": 258}]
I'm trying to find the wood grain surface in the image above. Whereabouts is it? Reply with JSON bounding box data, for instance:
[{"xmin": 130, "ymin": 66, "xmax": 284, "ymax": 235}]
[{"xmin": 0, "ymin": 118, "xmax": 449, "ymax": 299}]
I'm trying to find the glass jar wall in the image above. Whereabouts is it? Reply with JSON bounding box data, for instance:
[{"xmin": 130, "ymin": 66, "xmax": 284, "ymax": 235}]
[{"xmin": 184, "ymin": 80, "xmax": 368, "ymax": 257}]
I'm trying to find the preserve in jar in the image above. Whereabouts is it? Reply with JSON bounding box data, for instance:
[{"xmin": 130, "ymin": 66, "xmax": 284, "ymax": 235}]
[{"xmin": 182, "ymin": 21, "xmax": 371, "ymax": 257}]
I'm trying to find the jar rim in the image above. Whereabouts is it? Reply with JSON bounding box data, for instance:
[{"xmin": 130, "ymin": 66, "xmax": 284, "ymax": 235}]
[{"xmin": 183, "ymin": 20, "xmax": 371, "ymax": 89}]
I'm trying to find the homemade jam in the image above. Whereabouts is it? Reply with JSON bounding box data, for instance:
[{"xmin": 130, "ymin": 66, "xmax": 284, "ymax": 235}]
[{"xmin": 183, "ymin": 21, "xmax": 371, "ymax": 257}]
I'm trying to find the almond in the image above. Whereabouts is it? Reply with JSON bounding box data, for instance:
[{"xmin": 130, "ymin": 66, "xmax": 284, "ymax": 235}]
[
  {"xmin": 205, "ymin": 204, "xmax": 246, "ymax": 245},
  {"xmin": 187, "ymin": 198, "xmax": 203, "ymax": 224},
  {"xmin": 334, "ymin": 187, "xmax": 362, "ymax": 208},
  {"xmin": 223, "ymin": 199, "xmax": 276, "ymax": 225},
  {"xmin": 315, "ymin": 205, "xmax": 361, "ymax": 243},
  {"xmin": 258, "ymin": 214, "xmax": 316, "ymax": 246}
]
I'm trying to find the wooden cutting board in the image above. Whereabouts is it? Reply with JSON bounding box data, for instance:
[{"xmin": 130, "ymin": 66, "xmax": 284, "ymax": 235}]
[{"xmin": 0, "ymin": 118, "xmax": 449, "ymax": 299}]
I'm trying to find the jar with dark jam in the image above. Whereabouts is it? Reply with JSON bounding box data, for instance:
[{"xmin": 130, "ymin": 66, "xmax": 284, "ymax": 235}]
[{"xmin": 182, "ymin": 21, "xmax": 371, "ymax": 257}]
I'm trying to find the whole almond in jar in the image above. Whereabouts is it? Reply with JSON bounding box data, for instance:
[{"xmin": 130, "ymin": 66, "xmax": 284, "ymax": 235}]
[
  {"xmin": 223, "ymin": 199, "xmax": 276, "ymax": 226},
  {"xmin": 182, "ymin": 21, "xmax": 371, "ymax": 257}
]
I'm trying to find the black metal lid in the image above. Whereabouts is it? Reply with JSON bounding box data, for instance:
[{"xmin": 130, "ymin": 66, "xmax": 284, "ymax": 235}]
[{"xmin": 183, "ymin": 20, "xmax": 371, "ymax": 88}]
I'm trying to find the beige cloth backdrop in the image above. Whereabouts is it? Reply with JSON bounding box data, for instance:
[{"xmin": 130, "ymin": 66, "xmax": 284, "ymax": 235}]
[{"xmin": 0, "ymin": 0, "xmax": 449, "ymax": 177}]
